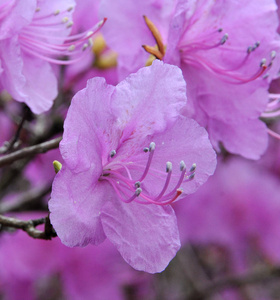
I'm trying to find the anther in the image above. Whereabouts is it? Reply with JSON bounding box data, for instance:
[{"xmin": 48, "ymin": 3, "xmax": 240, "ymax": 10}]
[
  {"xmin": 67, "ymin": 21, "xmax": 74, "ymax": 28},
  {"xmin": 135, "ymin": 188, "xmax": 142, "ymax": 197},
  {"xmin": 260, "ymin": 58, "xmax": 267, "ymax": 67},
  {"xmin": 180, "ymin": 161, "xmax": 186, "ymax": 171},
  {"xmin": 149, "ymin": 142, "xmax": 156, "ymax": 152},
  {"xmin": 189, "ymin": 163, "xmax": 196, "ymax": 172},
  {"xmin": 110, "ymin": 150, "xmax": 116, "ymax": 158},
  {"xmin": 54, "ymin": 10, "xmax": 60, "ymax": 16},
  {"xmin": 88, "ymin": 38, "xmax": 94, "ymax": 47},
  {"xmin": 247, "ymin": 46, "xmax": 253, "ymax": 54},
  {"xmin": 188, "ymin": 173, "xmax": 195, "ymax": 180},
  {"xmin": 82, "ymin": 43, "xmax": 89, "ymax": 51},
  {"xmin": 67, "ymin": 6, "xmax": 74, "ymax": 12},
  {"xmin": 218, "ymin": 28, "xmax": 223, "ymax": 32},
  {"xmin": 271, "ymin": 50, "xmax": 276, "ymax": 60},
  {"xmin": 143, "ymin": 147, "xmax": 149, "ymax": 153},
  {"xmin": 35, "ymin": 7, "xmax": 41, "ymax": 12},
  {"xmin": 166, "ymin": 162, "xmax": 172, "ymax": 173},
  {"xmin": 135, "ymin": 181, "xmax": 141, "ymax": 188},
  {"xmin": 62, "ymin": 17, "xmax": 69, "ymax": 23},
  {"xmin": 220, "ymin": 33, "xmax": 228, "ymax": 45},
  {"xmin": 68, "ymin": 45, "xmax": 75, "ymax": 52}
]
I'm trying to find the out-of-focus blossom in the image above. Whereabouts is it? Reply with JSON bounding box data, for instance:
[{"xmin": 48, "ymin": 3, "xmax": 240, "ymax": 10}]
[
  {"xmin": 64, "ymin": 0, "xmax": 118, "ymax": 93},
  {"xmin": 174, "ymin": 157, "xmax": 280, "ymax": 272},
  {"xmin": 100, "ymin": 0, "xmax": 280, "ymax": 159},
  {"xmin": 0, "ymin": 0, "xmax": 105, "ymax": 114},
  {"xmin": 49, "ymin": 60, "xmax": 216, "ymax": 273},
  {"xmin": 0, "ymin": 213, "xmax": 153, "ymax": 300}
]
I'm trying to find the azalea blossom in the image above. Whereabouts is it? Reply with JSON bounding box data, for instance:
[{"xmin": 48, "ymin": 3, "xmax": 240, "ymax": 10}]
[
  {"xmin": 175, "ymin": 156, "xmax": 280, "ymax": 272},
  {"xmin": 100, "ymin": 0, "xmax": 280, "ymax": 159},
  {"xmin": 0, "ymin": 213, "xmax": 152, "ymax": 300},
  {"xmin": 49, "ymin": 60, "xmax": 217, "ymax": 273},
  {"xmin": 0, "ymin": 0, "xmax": 105, "ymax": 114}
]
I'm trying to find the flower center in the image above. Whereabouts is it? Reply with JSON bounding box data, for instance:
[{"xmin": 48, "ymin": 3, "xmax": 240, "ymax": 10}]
[
  {"xmin": 142, "ymin": 15, "xmax": 275, "ymax": 83},
  {"xmin": 18, "ymin": 6, "xmax": 106, "ymax": 65},
  {"xmin": 99, "ymin": 142, "xmax": 196, "ymax": 206}
]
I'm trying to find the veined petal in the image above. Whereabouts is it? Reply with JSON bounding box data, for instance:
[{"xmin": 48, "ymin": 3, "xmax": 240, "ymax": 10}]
[
  {"xmin": 49, "ymin": 166, "xmax": 107, "ymax": 247},
  {"xmin": 101, "ymin": 199, "xmax": 180, "ymax": 273}
]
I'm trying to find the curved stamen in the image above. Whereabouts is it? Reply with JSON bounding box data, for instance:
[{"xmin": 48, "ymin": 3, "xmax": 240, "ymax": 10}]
[{"xmin": 138, "ymin": 142, "xmax": 156, "ymax": 182}]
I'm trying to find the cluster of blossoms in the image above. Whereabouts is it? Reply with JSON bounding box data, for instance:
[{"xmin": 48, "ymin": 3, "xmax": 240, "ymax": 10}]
[{"xmin": 1, "ymin": 0, "xmax": 280, "ymax": 298}]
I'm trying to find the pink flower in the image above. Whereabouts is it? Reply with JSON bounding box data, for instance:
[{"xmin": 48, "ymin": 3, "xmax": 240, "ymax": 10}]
[
  {"xmin": 175, "ymin": 156, "xmax": 280, "ymax": 272},
  {"xmin": 49, "ymin": 60, "xmax": 217, "ymax": 273},
  {"xmin": 64, "ymin": 0, "xmax": 118, "ymax": 93},
  {"xmin": 100, "ymin": 0, "xmax": 280, "ymax": 159},
  {"xmin": 0, "ymin": 213, "xmax": 152, "ymax": 300},
  {"xmin": 0, "ymin": 0, "xmax": 105, "ymax": 114}
]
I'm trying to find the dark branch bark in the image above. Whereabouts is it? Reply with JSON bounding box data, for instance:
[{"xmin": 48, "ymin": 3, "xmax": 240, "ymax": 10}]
[
  {"xmin": 0, "ymin": 137, "xmax": 62, "ymax": 167},
  {"xmin": 0, "ymin": 214, "xmax": 57, "ymax": 240},
  {"xmin": 187, "ymin": 266, "xmax": 280, "ymax": 299}
]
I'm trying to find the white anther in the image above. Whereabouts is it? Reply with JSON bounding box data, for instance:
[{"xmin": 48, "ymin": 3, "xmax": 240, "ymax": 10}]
[
  {"xmin": 82, "ymin": 43, "xmax": 89, "ymax": 51},
  {"xmin": 68, "ymin": 45, "xmax": 75, "ymax": 52},
  {"xmin": 54, "ymin": 10, "xmax": 60, "ymax": 16},
  {"xmin": 67, "ymin": 21, "xmax": 74, "ymax": 28},
  {"xmin": 62, "ymin": 17, "xmax": 69, "ymax": 23},
  {"xmin": 67, "ymin": 6, "xmax": 74, "ymax": 12},
  {"xmin": 220, "ymin": 33, "xmax": 228, "ymax": 45},
  {"xmin": 35, "ymin": 7, "xmax": 41, "ymax": 12},
  {"xmin": 143, "ymin": 147, "xmax": 149, "ymax": 153},
  {"xmin": 110, "ymin": 150, "xmax": 116, "ymax": 158},
  {"xmin": 135, "ymin": 188, "xmax": 142, "ymax": 196},
  {"xmin": 189, "ymin": 163, "xmax": 196, "ymax": 172},
  {"xmin": 247, "ymin": 46, "xmax": 253, "ymax": 54},
  {"xmin": 263, "ymin": 74, "xmax": 269, "ymax": 79},
  {"xmin": 86, "ymin": 31, "xmax": 94, "ymax": 37},
  {"xmin": 135, "ymin": 181, "xmax": 141, "ymax": 188},
  {"xmin": 149, "ymin": 142, "xmax": 156, "ymax": 152},
  {"xmin": 180, "ymin": 161, "xmax": 186, "ymax": 171},
  {"xmin": 88, "ymin": 38, "xmax": 94, "ymax": 47},
  {"xmin": 271, "ymin": 50, "xmax": 276, "ymax": 59},
  {"xmin": 260, "ymin": 58, "xmax": 267, "ymax": 67},
  {"xmin": 166, "ymin": 162, "xmax": 172, "ymax": 173},
  {"xmin": 188, "ymin": 173, "xmax": 195, "ymax": 180},
  {"xmin": 255, "ymin": 41, "xmax": 260, "ymax": 47}
]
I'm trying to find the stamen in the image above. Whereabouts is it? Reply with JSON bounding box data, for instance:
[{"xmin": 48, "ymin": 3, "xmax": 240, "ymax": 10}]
[
  {"xmin": 189, "ymin": 163, "xmax": 196, "ymax": 172},
  {"xmin": 143, "ymin": 15, "xmax": 165, "ymax": 56},
  {"xmin": 62, "ymin": 17, "xmax": 69, "ymax": 23},
  {"xmin": 135, "ymin": 181, "xmax": 141, "ymax": 188},
  {"xmin": 220, "ymin": 33, "xmax": 228, "ymax": 45},
  {"xmin": 138, "ymin": 142, "xmax": 156, "ymax": 181},
  {"xmin": 110, "ymin": 150, "xmax": 117, "ymax": 158},
  {"xmin": 54, "ymin": 10, "xmax": 60, "ymax": 16}
]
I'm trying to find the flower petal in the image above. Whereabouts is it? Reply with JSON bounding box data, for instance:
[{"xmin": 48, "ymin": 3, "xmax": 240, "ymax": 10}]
[
  {"xmin": 101, "ymin": 199, "xmax": 180, "ymax": 273},
  {"xmin": 49, "ymin": 166, "xmax": 108, "ymax": 247}
]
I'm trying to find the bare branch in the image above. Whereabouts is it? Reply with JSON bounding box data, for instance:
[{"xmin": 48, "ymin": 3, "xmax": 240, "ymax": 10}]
[
  {"xmin": 0, "ymin": 214, "xmax": 57, "ymax": 240},
  {"xmin": 187, "ymin": 265, "xmax": 280, "ymax": 299},
  {"xmin": 0, "ymin": 137, "xmax": 62, "ymax": 167}
]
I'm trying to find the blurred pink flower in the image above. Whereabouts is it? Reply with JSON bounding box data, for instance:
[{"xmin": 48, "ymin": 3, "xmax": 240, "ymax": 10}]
[
  {"xmin": 0, "ymin": 0, "xmax": 104, "ymax": 114},
  {"xmin": 175, "ymin": 156, "xmax": 280, "ymax": 272},
  {"xmin": 100, "ymin": 0, "xmax": 280, "ymax": 159},
  {"xmin": 49, "ymin": 60, "xmax": 216, "ymax": 273},
  {"xmin": 0, "ymin": 213, "xmax": 152, "ymax": 300}
]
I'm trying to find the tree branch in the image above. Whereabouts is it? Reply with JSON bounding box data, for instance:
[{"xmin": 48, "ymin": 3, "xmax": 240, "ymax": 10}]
[
  {"xmin": 0, "ymin": 137, "xmax": 62, "ymax": 167},
  {"xmin": 0, "ymin": 214, "xmax": 57, "ymax": 240},
  {"xmin": 187, "ymin": 265, "xmax": 280, "ymax": 299}
]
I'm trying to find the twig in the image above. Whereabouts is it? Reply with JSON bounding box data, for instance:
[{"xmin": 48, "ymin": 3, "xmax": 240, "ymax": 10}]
[
  {"xmin": 187, "ymin": 266, "xmax": 280, "ymax": 299},
  {"xmin": 0, "ymin": 185, "xmax": 51, "ymax": 213},
  {"xmin": 2, "ymin": 106, "xmax": 30, "ymax": 153},
  {"xmin": 0, "ymin": 214, "xmax": 57, "ymax": 240},
  {"xmin": 0, "ymin": 137, "xmax": 62, "ymax": 167}
]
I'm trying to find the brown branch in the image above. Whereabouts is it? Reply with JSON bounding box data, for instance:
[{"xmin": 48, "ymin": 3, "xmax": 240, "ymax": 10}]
[
  {"xmin": 0, "ymin": 137, "xmax": 62, "ymax": 167},
  {"xmin": 0, "ymin": 185, "xmax": 51, "ymax": 213},
  {"xmin": 187, "ymin": 265, "xmax": 280, "ymax": 299},
  {"xmin": 0, "ymin": 214, "xmax": 57, "ymax": 240}
]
